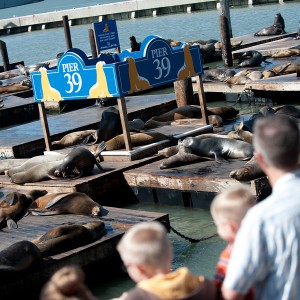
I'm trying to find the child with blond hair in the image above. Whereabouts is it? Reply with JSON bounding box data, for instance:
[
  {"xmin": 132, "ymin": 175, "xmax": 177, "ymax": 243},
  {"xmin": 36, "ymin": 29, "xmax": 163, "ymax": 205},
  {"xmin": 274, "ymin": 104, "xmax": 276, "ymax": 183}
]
[
  {"xmin": 113, "ymin": 221, "xmax": 216, "ymax": 300},
  {"xmin": 211, "ymin": 185, "xmax": 256, "ymax": 299}
]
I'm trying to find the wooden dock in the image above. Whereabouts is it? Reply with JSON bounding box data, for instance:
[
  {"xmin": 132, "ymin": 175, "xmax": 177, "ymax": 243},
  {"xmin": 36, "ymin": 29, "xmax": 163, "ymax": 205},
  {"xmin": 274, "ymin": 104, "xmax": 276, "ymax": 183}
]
[
  {"xmin": 0, "ymin": 206, "xmax": 169, "ymax": 299},
  {"xmin": 123, "ymin": 159, "xmax": 271, "ymax": 204},
  {"xmin": 0, "ymin": 93, "xmax": 177, "ymax": 158}
]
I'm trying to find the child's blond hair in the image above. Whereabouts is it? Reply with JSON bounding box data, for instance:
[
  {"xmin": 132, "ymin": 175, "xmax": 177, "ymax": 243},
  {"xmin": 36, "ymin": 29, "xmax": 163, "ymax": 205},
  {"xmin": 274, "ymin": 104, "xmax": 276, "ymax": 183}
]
[
  {"xmin": 117, "ymin": 221, "xmax": 172, "ymax": 269},
  {"xmin": 211, "ymin": 185, "xmax": 256, "ymax": 223}
]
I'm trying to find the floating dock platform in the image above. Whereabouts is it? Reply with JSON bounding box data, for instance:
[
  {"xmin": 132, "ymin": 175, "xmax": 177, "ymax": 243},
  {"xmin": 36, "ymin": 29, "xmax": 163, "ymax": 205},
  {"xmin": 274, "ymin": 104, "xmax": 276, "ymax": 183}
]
[{"xmin": 0, "ymin": 206, "xmax": 169, "ymax": 299}]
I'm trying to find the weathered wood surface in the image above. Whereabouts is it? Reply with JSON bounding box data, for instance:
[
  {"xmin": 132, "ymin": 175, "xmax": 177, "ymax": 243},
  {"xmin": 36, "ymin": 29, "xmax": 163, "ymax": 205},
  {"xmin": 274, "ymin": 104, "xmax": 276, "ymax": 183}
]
[
  {"xmin": 123, "ymin": 159, "xmax": 268, "ymax": 196},
  {"xmin": 246, "ymin": 73, "xmax": 300, "ymax": 91},
  {"xmin": 0, "ymin": 206, "xmax": 169, "ymax": 297},
  {"xmin": 233, "ymin": 36, "xmax": 300, "ymax": 57},
  {"xmin": 0, "ymin": 93, "xmax": 177, "ymax": 158}
]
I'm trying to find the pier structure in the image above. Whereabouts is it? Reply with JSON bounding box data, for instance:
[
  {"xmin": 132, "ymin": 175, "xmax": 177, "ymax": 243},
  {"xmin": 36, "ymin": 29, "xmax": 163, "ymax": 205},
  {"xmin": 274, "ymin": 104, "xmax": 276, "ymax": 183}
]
[{"xmin": 0, "ymin": 0, "xmax": 290, "ymax": 35}]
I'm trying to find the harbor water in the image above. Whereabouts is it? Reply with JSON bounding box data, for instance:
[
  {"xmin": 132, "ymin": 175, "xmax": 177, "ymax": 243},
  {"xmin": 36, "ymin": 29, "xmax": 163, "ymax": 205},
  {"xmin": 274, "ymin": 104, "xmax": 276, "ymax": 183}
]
[{"xmin": 0, "ymin": 1, "xmax": 299, "ymax": 298}]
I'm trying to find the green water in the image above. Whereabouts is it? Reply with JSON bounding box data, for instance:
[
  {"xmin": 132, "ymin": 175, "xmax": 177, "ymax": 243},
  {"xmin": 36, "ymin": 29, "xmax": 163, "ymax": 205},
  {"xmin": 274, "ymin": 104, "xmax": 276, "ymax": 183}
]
[{"xmin": 89, "ymin": 202, "xmax": 226, "ymax": 300}]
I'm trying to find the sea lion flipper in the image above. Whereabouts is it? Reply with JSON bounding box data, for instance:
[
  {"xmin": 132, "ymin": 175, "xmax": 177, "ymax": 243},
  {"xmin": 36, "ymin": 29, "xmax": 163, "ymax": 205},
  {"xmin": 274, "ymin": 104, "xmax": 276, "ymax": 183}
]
[
  {"xmin": 7, "ymin": 219, "xmax": 18, "ymax": 229},
  {"xmin": 214, "ymin": 152, "xmax": 228, "ymax": 163},
  {"xmin": 5, "ymin": 193, "xmax": 17, "ymax": 206},
  {"xmin": 45, "ymin": 193, "xmax": 70, "ymax": 209}
]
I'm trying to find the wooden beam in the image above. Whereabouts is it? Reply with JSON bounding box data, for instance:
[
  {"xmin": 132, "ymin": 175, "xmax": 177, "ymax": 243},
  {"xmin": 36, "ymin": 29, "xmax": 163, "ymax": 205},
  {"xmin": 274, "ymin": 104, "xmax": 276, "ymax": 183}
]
[
  {"xmin": 117, "ymin": 96, "xmax": 132, "ymax": 151},
  {"xmin": 195, "ymin": 75, "xmax": 209, "ymax": 125},
  {"xmin": 38, "ymin": 102, "xmax": 52, "ymax": 151}
]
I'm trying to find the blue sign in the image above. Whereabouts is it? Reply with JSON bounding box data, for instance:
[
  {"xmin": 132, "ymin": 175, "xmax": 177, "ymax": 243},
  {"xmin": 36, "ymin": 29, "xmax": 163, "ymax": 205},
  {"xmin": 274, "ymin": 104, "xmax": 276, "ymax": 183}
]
[
  {"xmin": 31, "ymin": 35, "xmax": 203, "ymax": 102},
  {"xmin": 93, "ymin": 20, "xmax": 120, "ymax": 51}
]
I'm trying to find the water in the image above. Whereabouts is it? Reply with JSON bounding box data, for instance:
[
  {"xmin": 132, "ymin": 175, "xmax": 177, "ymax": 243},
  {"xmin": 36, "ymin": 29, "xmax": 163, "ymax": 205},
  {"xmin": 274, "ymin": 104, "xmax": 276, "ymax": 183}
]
[
  {"xmin": 0, "ymin": 1, "xmax": 299, "ymax": 65},
  {"xmin": 0, "ymin": 1, "xmax": 298, "ymax": 298}
]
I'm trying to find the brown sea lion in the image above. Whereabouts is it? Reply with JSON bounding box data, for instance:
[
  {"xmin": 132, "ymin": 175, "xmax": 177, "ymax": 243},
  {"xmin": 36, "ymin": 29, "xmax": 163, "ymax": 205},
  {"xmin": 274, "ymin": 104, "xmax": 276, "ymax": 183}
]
[
  {"xmin": 0, "ymin": 83, "xmax": 30, "ymax": 94},
  {"xmin": 158, "ymin": 145, "xmax": 181, "ymax": 158},
  {"xmin": 159, "ymin": 140, "xmax": 214, "ymax": 169},
  {"xmin": 57, "ymin": 143, "xmax": 105, "ymax": 179},
  {"xmin": 52, "ymin": 129, "xmax": 97, "ymax": 150},
  {"xmin": 29, "ymin": 192, "xmax": 102, "ymax": 217},
  {"xmin": 103, "ymin": 132, "xmax": 175, "ymax": 151},
  {"xmin": 32, "ymin": 220, "xmax": 106, "ymax": 257},
  {"xmin": 230, "ymin": 156, "xmax": 265, "ymax": 182},
  {"xmin": 0, "ymin": 241, "xmax": 42, "ymax": 274},
  {"xmin": 262, "ymin": 63, "xmax": 296, "ymax": 78},
  {"xmin": 228, "ymin": 120, "xmax": 253, "ymax": 144},
  {"xmin": 271, "ymin": 49, "xmax": 300, "ymax": 58},
  {"xmin": 0, "ymin": 189, "xmax": 48, "ymax": 229},
  {"xmin": 182, "ymin": 137, "xmax": 254, "ymax": 163},
  {"xmin": 171, "ymin": 115, "xmax": 223, "ymax": 127}
]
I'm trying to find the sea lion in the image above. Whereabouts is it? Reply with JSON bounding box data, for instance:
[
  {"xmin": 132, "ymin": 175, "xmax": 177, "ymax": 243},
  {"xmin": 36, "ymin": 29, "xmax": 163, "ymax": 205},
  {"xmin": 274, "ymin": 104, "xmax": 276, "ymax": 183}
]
[
  {"xmin": 202, "ymin": 69, "xmax": 236, "ymax": 82},
  {"xmin": 207, "ymin": 106, "xmax": 239, "ymax": 120},
  {"xmin": 230, "ymin": 156, "xmax": 265, "ymax": 181},
  {"xmin": 159, "ymin": 140, "xmax": 214, "ymax": 169},
  {"xmin": 0, "ymin": 241, "xmax": 42, "ymax": 274},
  {"xmin": 57, "ymin": 143, "xmax": 105, "ymax": 178},
  {"xmin": 228, "ymin": 120, "xmax": 253, "ymax": 144},
  {"xmin": 171, "ymin": 115, "xmax": 223, "ymax": 127},
  {"xmin": 83, "ymin": 107, "xmax": 122, "ymax": 145},
  {"xmin": 0, "ymin": 158, "xmax": 29, "ymax": 175},
  {"xmin": 262, "ymin": 63, "xmax": 296, "ymax": 78},
  {"xmin": 238, "ymin": 50, "xmax": 264, "ymax": 68},
  {"xmin": 52, "ymin": 129, "xmax": 97, "ymax": 150},
  {"xmin": 254, "ymin": 13, "xmax": 286, "ymax": 36},
  {"xmin": 158, "ymin": 145, "xmax": 181, "ymax": 158},
  {"xmin": 10, "ymin": 160, "xmax": 63, "ymax": 184},
  {"xmin": 0, "ymin": 189, "xmax": 48, "ymax": 229},
  {"xmin": 29, "ymin": 192, "xmax": 102, "ymax": 217},
  {"xmin": 103, "ymin": 132, "xmax": 175, "ymax": 151},
  {"xmin": 128, "ymin": 118, "xmax": 145, "ymax": 132},
  {"xmin": 274, "ymin": 105, "xmax": 300, "ymax": 119},
  {"xmin": 182, "ymin": 137, "xmax": 254, "ymax": 162},
  {"xmin": 271, "ymin": 49, "xmax": 300, "ymax": 58},
  {"xmin": 32, "ymin": 220, "xmax": 106, "ymax": 257},
  {"xmin": 7, "ymin": 153, "xmax": 65, "ymax": 177},
  {"xmin": 0, "ymin": 83, "xmax": 30, "ymax": 94}
]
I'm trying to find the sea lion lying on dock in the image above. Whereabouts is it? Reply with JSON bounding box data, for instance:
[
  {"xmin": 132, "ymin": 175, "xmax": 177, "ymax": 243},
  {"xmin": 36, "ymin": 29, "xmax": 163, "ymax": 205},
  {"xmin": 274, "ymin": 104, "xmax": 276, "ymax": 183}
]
[
  {"xmin": 29, "ymin": 192, "xmax": 102, "ymax": 217},
  {"xmin": 262, "ymin": 63, "xmax": 296, "ymax": 78},
  {"xmin": 237, "ymin": 50, "xmax": 264, "ymax": 68},
  {"xmin": 32, "ymin": 220, "xmax": 106, "ymax": 257},
  {"xmin": 145, "ymin": 105, "xmax": 239, "ymax": 129},
  {"xmin": 0, "ymin": 158, "xmax": 29, "ymax": 175},
  {"xmin": 0, "ymin": 241, "xmax": 42, "ymax": 274},
  {"xmin": 0, "ymin": 189, "xmax": 48, "ymax": 229},
  {"xmin": 0, "ymin": 82, "xmax": 30, "ymax": 94},
  {"xmin": 182, "ymin": 137, "xmax": 254, "ymax": 162},
  {"xmin": 271, "ymin": 49, "xmax": 300, "ymax": 58}
]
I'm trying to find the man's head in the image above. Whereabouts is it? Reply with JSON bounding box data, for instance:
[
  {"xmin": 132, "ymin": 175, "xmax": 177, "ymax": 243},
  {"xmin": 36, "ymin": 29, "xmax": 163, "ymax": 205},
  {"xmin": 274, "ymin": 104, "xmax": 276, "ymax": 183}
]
[
  {"xmin": 117, "ymin": 221, "xmax": 173, "ymax": 283},
  {"xmin": 253, "ymin": 115, "xmax": 300, "ymax": 171},
  {"xmin": 211, "ymin": 185, "xmax": 256, "ymax": 242}
]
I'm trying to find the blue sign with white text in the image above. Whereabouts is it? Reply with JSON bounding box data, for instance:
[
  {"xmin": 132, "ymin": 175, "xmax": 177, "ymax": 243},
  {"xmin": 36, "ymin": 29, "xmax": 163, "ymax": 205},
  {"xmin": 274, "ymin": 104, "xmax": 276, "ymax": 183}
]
[
  {"xmin": 31, "ymin": 35, "xmax": 203, "ymax": 102},
  {"xmin": 93, "ymin": 20, "xmax": 120, "ymax": 51}
]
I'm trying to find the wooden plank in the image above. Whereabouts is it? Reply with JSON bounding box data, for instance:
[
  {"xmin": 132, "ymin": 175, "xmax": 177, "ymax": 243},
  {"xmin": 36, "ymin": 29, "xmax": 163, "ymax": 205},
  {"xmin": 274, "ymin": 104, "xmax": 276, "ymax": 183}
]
[
  {"xmin": 123, "ymin": 159, "xmax": 263, "ymax": 195},
  {"xmin": 0, "ymin": 207, "xmax": 169, "ymax": 298},
  {"xmin": 246, "ymin": 73, "xmax": 300, "ymax": 91}
]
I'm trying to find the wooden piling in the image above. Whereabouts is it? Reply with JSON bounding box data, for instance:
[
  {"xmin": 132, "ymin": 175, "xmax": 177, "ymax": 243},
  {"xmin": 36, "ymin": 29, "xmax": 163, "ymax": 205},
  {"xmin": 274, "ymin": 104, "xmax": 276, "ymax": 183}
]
[
  {"xmin": 174, "ymin": 78, "xmax": 194, "ymax": 106},
  {"xmin": 0, "ymin": 40, "xmax": 10, "ymax": 71},
  {"xmin": 62, "ymin": 15, "xmax": 73, "ymax": 50},
  {"xmin": 89, "ymin": 28, "xmax": 98, "ymax": 58},
  {"xmin": 219, "ymin": 0, "xmax": 232, "ymax": 38},
  {"xmin": 219, "ymin": 15, "xmax": 233, "ymax": 67}
]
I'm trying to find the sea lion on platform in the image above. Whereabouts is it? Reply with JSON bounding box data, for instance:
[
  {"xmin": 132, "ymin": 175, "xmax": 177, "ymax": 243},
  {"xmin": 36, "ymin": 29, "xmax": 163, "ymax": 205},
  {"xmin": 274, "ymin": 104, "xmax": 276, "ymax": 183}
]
[
  {"xmin": 262, "ymin": 63, "xmax": 296, "ymax": 78},
  {"xmin": 228, "ymin": 120, "xmax": 253, "ymax": 144},
  {"xmin": 57, "ymin": 143, "xmax": 105, "ymax": 178},
  {"xmin": 238, "ymin": 50, "xmax": 264, "ymax": 68},
  {"xmin": 52, "ymin": 129, "xmax": 97, "ymax": 150},
  {"xmin": 10, "ymin": 160, "xmax": 63, "ymax": 184},
  {"xmin": 254, "ymin": 13, "xmax": 286, "ymax": 36},
  {"xmin": 230, "ymin": 156, "xmax": 265, "ymax": 181},
  {"xmin": 32, "ymin": 220, "xmax": 106, "ymax": 257},
  {"xmin": 182, "ymin": 137, "xmax": 254, "ymax": 162},
  {"xmin": 29, "ymin": 192, "xmax": 102, "ymax": 217},
  {"xmin": 0, "ymin": 158, "xmax": 29, "ymax": 175},
  {"xmin": 0, "ymin": 241, "xmax": 42, "ymax": 274},
  {"xmin": 202, "ymin": 68, "xmax": 236, "ymax": 82},
  {"xmin": 0, "ymin": 83, "xmax": 30, "ymax": 94},
  {"xmin": 271, "ymin": 49, "xmax": 300, "ymax": 58},
  {"xmin": 0, "ymin": 189, "xmax": 48, "ymax": 229},
  {"xmin": 171, "ymin": 115, "xmax": 223, "ymax": 127},
  {"xmin": 83, "ymin": 107, "xmax": 122, "ymax": 145},
  {"xmin": 7, "ymin": 153, "xmax": 65, "ymax": 177},
  {"xmin": 103, "ymin": 132, "xmax": 175, "ymax": 151},
  {"xmin": 159, "ymin": 140, "xmax": 214, "ymax": 169}
]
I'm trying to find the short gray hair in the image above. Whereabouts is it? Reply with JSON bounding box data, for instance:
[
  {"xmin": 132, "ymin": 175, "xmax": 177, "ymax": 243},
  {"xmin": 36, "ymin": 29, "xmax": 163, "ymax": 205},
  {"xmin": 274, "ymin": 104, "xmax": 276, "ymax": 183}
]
[{"xmin": 253, "ymin": 115, "xmax": 300, "ymax": 169}]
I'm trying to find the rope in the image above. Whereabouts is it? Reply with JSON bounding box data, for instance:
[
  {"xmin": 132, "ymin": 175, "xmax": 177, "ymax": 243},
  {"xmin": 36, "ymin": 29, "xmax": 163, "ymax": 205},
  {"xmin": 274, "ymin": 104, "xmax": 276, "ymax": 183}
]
[{"xmin": 162, "ymin": 220, "xmax": 218, "ymax": 244}]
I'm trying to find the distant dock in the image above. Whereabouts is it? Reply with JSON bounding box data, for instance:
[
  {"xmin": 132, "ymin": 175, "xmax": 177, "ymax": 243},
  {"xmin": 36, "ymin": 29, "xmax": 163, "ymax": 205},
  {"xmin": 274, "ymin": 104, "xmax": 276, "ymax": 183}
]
[{"xmin": 0, "ymin": 0, "xmax": 289, "ymax": 35}]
